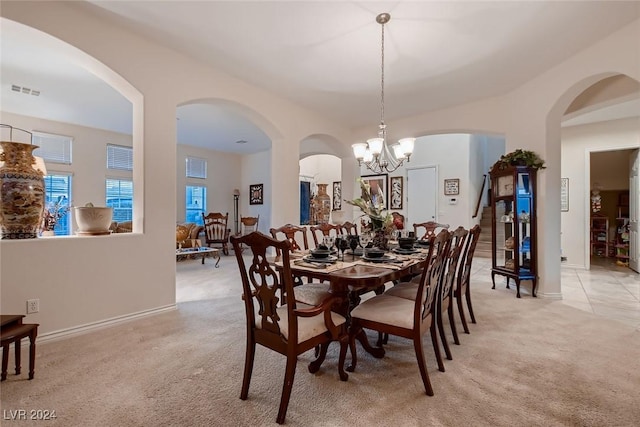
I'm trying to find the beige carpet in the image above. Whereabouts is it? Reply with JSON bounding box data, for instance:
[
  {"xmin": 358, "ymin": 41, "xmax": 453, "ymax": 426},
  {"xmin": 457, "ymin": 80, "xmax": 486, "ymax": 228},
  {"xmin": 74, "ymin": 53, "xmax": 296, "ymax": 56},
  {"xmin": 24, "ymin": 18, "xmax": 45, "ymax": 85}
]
[{"xmin": 1, "ymin": 257, "xmax": 639, "ymax": 426}]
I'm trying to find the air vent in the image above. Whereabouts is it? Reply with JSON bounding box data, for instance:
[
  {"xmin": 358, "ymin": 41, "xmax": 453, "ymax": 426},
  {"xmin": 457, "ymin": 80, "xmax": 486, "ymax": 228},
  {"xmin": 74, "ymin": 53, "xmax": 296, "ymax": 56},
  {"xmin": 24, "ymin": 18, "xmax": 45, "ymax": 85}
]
[
  {"xmin": 235, "ymin": 140, "xmax": 248, "ymax": 144},
  {"xmin": 11, "ymin": 84, "xmax": 40, "ymax": 96}
]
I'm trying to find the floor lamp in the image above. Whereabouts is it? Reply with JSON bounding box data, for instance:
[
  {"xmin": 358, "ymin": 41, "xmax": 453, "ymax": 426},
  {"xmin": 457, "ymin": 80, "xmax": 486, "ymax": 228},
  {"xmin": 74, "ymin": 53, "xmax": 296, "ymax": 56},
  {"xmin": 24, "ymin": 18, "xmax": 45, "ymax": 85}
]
[{"xmin": 233, "ymin": 189, "xmax": 240, "ymax": 235}]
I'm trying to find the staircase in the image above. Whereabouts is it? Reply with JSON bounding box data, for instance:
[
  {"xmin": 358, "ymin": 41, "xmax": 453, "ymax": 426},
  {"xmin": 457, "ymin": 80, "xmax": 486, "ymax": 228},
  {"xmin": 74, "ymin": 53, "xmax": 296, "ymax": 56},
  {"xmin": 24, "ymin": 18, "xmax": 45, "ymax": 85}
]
[{"xmin": 475, "ymin": 206, "xmax": 494, "ymax": 258}]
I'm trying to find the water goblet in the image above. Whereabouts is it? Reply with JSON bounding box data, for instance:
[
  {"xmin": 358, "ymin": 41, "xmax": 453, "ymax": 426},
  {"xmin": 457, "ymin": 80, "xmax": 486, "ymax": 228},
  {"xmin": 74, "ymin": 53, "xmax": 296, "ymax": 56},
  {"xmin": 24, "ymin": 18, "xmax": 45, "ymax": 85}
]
[{"xmin": 348, "ymin": 235, "xmax": 359, "ymax": 260}]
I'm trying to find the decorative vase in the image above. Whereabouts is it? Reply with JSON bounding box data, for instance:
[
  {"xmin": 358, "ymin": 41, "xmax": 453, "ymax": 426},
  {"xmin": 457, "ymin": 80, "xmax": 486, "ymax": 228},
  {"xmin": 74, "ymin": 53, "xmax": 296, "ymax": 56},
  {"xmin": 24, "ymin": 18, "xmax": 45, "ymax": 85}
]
[
  {"xmin": 0, "ymin": 141, "xmax": 46, "ymax": 239},
  {"xmin": 73, "ymin": 206, "xmax": 113, "ymax": 235},
  {"xmin": 315, "ymin": 183, "xmax": 331, "ymax": 224},
  {"xmin": 372, "ymin": 228, "xmax": 390, "ymax": 250}
]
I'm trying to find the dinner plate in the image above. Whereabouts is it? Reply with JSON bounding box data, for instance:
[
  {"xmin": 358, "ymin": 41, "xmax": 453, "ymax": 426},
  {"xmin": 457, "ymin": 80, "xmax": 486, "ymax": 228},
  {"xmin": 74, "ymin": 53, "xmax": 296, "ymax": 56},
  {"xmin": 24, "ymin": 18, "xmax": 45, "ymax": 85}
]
[
  {"xmin": 392, "ymin": 247, "xmax": 418, "ymax": 255},
  {"xmin": 415, "ymin": 240, "xmax": 430, "ymax": 246},
  {"xmin": 362, "ymin": 254, "xmax": 397, "ymax": 263},
  {"xmin": 303, "ymin": 255, "xmax": 338, "ymax": 264}
]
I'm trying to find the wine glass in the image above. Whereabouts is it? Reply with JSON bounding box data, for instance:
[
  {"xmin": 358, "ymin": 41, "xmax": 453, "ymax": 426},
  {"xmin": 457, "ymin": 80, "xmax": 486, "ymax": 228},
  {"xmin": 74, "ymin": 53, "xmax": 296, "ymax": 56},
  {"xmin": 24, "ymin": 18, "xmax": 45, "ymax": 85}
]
[
  {"xmin": 348, "ymin": 235, "xmax": 359, "ymax": 260},
  {"xmin": 337, "ymin": 237, "xmax": 349, "ymax": 261},
  {"xmin": 360, "ymin": 232, "xmax": 371, "ymax": 250}
]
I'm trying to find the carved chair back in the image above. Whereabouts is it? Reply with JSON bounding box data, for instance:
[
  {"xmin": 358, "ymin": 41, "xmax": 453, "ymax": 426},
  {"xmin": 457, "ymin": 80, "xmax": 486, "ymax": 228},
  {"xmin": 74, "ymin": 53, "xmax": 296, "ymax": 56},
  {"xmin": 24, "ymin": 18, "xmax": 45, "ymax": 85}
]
[
  {"xmin": 202, "ymin": 212, "xmax": 231, "ymax": 255},
  {"xmin": 413, "ymin": 221, "xmax": 450, "ymax": 241}
]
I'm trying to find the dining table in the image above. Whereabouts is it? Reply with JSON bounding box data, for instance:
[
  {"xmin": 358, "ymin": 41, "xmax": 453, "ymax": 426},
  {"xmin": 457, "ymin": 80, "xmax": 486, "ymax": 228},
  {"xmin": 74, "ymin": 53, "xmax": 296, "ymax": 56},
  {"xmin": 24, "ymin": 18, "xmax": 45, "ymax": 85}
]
[{"xmin": 275, "ymin": 246, "xmax": 428, "ymax": 371}]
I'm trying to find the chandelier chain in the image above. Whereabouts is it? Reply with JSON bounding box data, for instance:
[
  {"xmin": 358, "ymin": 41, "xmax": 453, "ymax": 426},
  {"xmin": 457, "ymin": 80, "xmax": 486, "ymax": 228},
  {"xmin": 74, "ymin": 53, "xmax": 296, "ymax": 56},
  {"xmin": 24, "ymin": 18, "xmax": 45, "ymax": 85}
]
[{"xmin": 380, "ymin": 17, "xmax": 385, "ymax": 132}]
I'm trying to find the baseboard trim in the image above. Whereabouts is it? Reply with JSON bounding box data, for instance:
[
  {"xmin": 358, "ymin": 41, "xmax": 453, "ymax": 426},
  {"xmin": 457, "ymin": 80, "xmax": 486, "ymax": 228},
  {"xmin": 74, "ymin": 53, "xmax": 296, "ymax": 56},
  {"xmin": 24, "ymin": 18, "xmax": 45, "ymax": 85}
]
[
  {"xmin": 37, "ymin": 304, "xmax": 177, "ymax": 344},
  {"xmin": 537, "ymin": 292, "xmax": 563, "ymax": 300}
]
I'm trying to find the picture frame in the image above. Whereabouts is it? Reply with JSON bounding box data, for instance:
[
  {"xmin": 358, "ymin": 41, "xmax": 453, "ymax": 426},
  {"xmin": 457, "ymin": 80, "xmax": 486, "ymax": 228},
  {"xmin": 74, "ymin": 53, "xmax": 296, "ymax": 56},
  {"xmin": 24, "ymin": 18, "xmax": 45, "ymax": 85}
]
[
  {"xmin": 249, "ymin": 183, "xmax": 263, "ymax": 205},
  {"xmin": 361, "ymin": 174, "xmax": 388, "ymax": 208},
  {"xmin": 561, "ymin": 178, "xmax": 569, "ymax": 212},
  {"xmin": 332, "ymin": 181, "xmax": 342, "ymax": 210},
  {"xmin": 390, "ymin": 176, "xmax": 403, "ymax": 209},
  {"xmin": 444, "ymin": 178, "xmax": 460, "ymax": 196}
]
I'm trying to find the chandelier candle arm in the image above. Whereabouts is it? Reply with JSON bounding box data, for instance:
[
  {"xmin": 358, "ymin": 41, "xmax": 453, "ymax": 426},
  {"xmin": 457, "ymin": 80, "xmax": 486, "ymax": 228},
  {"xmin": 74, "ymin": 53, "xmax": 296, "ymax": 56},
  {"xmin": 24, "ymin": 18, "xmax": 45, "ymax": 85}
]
[{"xmin": 352, "ymin": 13, "xmax": 415, "ymax": 174}]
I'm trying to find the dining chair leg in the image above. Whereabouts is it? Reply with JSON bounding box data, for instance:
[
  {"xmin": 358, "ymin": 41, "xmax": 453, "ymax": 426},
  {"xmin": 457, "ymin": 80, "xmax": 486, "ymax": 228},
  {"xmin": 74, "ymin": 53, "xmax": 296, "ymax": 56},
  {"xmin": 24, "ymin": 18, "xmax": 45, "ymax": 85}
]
[
  {"xmin": 437, "ymin": 309, "xmax": 452, "ymax": 360},
  {"xmin": 457, "ymin": 295, "xmax": 470, "ymax": 334},
  {"xmin": 338, "ymin": 337, "xmax": 349, "ymax": 381},
  {"xmin": 308, "ymin": 342, "xmax": 329, "ymax": 374},
  {"xmin": 430, "ymin": 323, "xmax": 445, "ymax": 372},
  {"xmin": 466, "ymin": 288, "xmax": 477, "ymax": 324},
  {"xmin": 240, "ymin": 339, "xmax": 256, "ymax": 400},
  {"xmin": 276, "ymin": 356, "xmax": 297, "ymax": 424},
  {"xmin": 413, "ymin": 335, "xmax": 434, "ymax": 396},
  {"xmin": 448, "ymin": 304, "xmax": 460, "ymax": 345}
]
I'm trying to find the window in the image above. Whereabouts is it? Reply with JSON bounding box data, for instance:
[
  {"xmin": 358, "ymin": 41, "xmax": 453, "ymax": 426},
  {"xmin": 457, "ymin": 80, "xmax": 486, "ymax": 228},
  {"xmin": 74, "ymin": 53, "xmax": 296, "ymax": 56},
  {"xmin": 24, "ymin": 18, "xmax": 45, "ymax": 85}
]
[
  {"xmin": 107, "ymin": 144, "xmax": 133, "ymax": 171},
  {"xmin": 33, "ymin": 132, "xmax": 72, "ymax": 164},
  {"xmin": 186, "ymin": 156, "xmax": 207, "ymax": 179},
  {"xmin": 186, "ymin": 185, "xmax": 206, "ymax": 225},
  {"xmin": 106, "ymin": 179, "xmax": 133, "ymax": 223},
  {"xmin": 43, "ymin": 174, "xmax": 72, "ymax": 235}
]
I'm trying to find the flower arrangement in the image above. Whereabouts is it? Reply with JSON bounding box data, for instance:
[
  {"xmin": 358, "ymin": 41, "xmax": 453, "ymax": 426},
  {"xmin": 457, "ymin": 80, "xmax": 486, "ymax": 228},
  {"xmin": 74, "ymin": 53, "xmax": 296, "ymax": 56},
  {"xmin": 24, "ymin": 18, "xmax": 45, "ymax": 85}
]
[
  {"xmin": 490, "ymin": 149, "xmax": 546, "ymax": 171},
  {"xmin": 42, "ymin": 196, "xmax": 70, "ymax": 231},
  {"xmin": 345, "ymin": 178, "xmax": 393, "ymax": 234}
]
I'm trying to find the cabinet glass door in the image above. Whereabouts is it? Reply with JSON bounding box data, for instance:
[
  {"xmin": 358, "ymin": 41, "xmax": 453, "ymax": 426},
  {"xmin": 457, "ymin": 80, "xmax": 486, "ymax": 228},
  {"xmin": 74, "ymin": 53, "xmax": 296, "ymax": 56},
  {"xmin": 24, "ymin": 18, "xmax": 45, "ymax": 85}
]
[{"xmin": 494, "ymin": 199, "xmax": 514, "ymax": 270}]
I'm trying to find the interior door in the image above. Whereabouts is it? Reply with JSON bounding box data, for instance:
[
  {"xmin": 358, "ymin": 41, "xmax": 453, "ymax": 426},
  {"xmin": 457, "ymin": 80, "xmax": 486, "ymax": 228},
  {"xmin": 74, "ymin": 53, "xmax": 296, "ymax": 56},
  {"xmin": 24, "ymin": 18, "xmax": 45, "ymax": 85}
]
[
  {"xmin": 629, "ymin": 150, "xmax": 639, "ymax": 272},
  {"xmin": 407, "ymin": 167, "xmax": 437, "ymax": 226}
]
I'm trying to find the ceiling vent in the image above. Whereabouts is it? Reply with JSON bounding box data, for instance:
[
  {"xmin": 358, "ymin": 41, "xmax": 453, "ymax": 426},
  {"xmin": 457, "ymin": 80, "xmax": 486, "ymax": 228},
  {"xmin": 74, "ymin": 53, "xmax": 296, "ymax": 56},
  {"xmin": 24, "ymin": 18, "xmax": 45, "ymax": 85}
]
[{"xmin": 11, "ymin": 84, "xmax": 40, "ymax": 96}]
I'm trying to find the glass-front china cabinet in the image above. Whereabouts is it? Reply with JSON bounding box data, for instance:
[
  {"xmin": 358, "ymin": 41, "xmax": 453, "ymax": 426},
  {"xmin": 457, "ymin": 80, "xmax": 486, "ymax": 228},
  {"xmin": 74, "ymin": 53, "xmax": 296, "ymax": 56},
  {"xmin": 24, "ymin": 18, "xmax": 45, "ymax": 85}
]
[{"xmin": 490, "ymin": 166, "xmax": 538, "ymax": 298}]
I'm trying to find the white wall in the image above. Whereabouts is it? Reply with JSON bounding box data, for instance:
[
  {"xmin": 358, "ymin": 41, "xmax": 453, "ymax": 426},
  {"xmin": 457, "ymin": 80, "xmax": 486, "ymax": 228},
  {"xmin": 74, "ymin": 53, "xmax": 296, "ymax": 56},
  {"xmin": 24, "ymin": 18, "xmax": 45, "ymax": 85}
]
[
  {"xmin": 176, "ymin": 144, "xmax": 241, "ymax": 224},
  {"xmin": 561, "ymin": 117, "xmax": 640, "ymax": 269},
  {"xmin": 241, "ymin": 150, "xmax": 272, "ymax": 235},
  {"xmin": 1, "ymin": 2, "xmax": 638, "ymax": 335}
]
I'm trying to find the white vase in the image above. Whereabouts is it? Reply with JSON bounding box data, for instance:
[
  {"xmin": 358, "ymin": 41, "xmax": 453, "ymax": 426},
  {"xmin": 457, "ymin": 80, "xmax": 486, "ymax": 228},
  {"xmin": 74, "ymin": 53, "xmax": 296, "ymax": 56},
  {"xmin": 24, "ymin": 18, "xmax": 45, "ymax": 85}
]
[{"xmin": 73, "ymin": 207, "xmax": 113, "ymax": 235}]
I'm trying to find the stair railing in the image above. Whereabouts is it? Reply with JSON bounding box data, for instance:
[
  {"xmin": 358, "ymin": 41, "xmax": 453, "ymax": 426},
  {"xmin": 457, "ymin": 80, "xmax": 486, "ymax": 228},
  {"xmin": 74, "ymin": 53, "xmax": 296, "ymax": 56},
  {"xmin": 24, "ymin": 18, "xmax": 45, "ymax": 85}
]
[{"xmin": 473, "ymin": 174, "xmax": 488, "ymax": 219}]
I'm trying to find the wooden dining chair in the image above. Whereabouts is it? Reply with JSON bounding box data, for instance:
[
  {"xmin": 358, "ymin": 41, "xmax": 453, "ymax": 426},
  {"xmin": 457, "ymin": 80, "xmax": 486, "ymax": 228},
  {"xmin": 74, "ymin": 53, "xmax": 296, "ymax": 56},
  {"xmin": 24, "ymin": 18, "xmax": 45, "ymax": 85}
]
[
  {"xmin": 239, "ymin": 215, "xmax": 259, "ymax": 235},
  {"xmin": 413, "ymin": 221, "xmax": 450, "ymax": 241},
  {"xmin": 230, "ymin": 231, "xmax": 349, "ymax": 424},
  {"xmin": 455, "ymin": 224, "xmax": 481, "ymax": 334},
  {"xmin": 269, "ymin": 224, "xmax": 309, "ymax": 262},
  {"xmin": 202, "ymin": 212, "xmax": 231, "ymax": 255},
  {"xmin": 309, "ymin": 223, "xmax": 342, "ymax": 248},
  {"xmin": 435, "ymin": 226, "xmax": 468, "ymax": 360},
  {"xmin": 347, "ymin": 229, "xmax": 451, "ymax": 395},
  {"xmin": 340, "ymin": 221, "xmax": 358, "ymax": 236}
]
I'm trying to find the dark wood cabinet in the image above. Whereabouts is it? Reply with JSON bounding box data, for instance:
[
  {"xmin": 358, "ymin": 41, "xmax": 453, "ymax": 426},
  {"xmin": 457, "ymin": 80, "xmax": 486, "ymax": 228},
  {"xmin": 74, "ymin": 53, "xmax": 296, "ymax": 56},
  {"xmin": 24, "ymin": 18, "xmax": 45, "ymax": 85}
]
[{"xmin": 490, "ymin": 166, "xmax": 538, "ymax": 298}]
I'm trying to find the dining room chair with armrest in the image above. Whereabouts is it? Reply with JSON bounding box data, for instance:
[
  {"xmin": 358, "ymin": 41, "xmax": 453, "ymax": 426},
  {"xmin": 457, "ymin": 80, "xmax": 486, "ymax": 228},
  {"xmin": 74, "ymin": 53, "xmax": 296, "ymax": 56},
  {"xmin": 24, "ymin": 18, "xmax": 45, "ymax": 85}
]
[
  {"xmin": 309, "ymin": 223, "xmax": 342, "ymax": 248},
  {"xmin": 413, "ymin": 221, "xmax": 449, "ymax": 241},
  {"xmin": 269, "ymin": 224, "xmax": 309, "ymax": 262},
  {"xmin": 230, "ymin": 231, "xmax": 349, "ymax": 425},
  {"xmin": 455, "ymin": 224, "xmax": 481, "ymax": 333},
  {"xmin": 347, "ymin": 229, "xmax": 450, "ymax": 395},
  {"xmin": 202, "ymin": 212, "xmax": 231, "ymax": 255},
  {"xmin": 340, "ymin": 221, "xmax": 358, "ymax": 236}
]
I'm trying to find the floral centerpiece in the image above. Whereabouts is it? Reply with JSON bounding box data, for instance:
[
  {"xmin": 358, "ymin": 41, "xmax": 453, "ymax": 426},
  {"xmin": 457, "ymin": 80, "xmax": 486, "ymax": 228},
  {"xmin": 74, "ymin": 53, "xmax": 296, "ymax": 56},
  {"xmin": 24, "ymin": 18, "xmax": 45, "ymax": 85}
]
[
  {"xmin": 41, "ymin": 196, "xmax": 70, "ymax": 234},
  {"xmin": 345, "ymin": 178, "xmax": 393, "ymax": 248}
]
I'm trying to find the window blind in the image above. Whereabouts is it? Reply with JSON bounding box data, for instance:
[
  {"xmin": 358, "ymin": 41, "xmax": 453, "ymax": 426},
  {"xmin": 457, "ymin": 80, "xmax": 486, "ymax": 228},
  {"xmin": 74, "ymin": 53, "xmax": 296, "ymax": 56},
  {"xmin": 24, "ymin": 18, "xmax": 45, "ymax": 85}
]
[
  {"xmin": 186, "ymin": 156, "xmax": 207, "ymax": 179},
  {"xmin": 107, "ymin": 144, "xmax": 133, "ymax": 171},
  {"xmin": 33, "ymin": 132, "xmax": 72, "ymax": 164}
]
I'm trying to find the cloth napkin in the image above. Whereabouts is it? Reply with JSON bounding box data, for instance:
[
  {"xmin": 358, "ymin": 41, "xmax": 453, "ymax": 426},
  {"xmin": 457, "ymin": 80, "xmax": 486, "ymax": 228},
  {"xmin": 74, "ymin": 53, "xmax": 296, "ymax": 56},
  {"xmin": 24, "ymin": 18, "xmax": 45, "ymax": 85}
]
[
  {"xmin": 275, "ymin": 259, "xmax": 355, "ymax": 273},
  {"xmin": 353, "ymin": 257, "xmax": 417, "ymax": 271}
]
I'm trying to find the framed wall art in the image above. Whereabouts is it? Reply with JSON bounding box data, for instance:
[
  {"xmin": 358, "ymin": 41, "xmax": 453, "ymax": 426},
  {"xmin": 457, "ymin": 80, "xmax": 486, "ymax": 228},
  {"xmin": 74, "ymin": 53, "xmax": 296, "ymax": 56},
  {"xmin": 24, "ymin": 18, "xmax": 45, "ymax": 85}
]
[
  {"xmin": 561, "ymin": 178, "xmax": 569, "ymax": 212},
  {"xmin": 332, "ymin": 181, "xmax": 342, "ymax": 210},
  {"xmin": 249, "ymin": 183, "xmax": 263, "ymax": 205},
  {"xmin": 361, "ymin": 174, "xmax": 388, "ymax": 208},
  {"xmin": 444, "ymin": 178, "xmax": 460, "ymax": 196},
  {"xmin": 390, "ymin": 176, "xmax": 403, "ymax": 209}
]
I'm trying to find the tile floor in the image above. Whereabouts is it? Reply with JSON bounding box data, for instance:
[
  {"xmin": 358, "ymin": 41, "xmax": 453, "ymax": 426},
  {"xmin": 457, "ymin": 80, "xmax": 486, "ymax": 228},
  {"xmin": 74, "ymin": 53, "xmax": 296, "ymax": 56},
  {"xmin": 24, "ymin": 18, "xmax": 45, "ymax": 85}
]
[{"xmin": 473, "ymin": 256, "xmax": 640, "ymax": 330}]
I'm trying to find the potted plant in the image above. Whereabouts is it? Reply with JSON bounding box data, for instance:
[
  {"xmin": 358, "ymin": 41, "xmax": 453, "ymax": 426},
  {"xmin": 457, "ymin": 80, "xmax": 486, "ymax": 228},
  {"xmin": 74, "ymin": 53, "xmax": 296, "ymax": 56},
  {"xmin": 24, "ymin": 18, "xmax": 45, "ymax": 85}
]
[
  {"xmin": 490, "ymin": 149, "xmax": 546, "ymax": 171},
  {"xmin": 40, "ymin": 196, "xmax": 70, "ymax": 236},
  {"xmin": 73, "ymin": 202, "xmax": 113, "ymax": 235}
]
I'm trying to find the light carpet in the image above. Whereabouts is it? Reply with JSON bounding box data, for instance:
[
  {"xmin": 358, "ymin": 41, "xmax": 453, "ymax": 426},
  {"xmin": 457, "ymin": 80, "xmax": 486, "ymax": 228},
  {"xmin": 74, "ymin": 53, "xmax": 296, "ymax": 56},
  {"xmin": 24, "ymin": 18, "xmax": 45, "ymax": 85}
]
[{"xmin": 1, "ymin": 257, "xmax": 639, "ymax": 426}]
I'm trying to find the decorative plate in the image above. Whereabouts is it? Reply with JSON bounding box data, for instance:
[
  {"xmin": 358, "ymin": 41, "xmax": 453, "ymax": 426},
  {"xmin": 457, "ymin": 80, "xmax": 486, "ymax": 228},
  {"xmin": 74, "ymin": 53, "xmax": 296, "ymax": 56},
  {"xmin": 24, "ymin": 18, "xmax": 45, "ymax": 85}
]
[
  {"xmin": 362, "ymin": 254, "xmax": 397, "ymax": 263},
  {"xmin": 303, "ymin": 255, "xmax": 338, "ymax": 264},
  {"xmin": 392, "ymin": 247, "xmax": 418, "ymax": 255}
]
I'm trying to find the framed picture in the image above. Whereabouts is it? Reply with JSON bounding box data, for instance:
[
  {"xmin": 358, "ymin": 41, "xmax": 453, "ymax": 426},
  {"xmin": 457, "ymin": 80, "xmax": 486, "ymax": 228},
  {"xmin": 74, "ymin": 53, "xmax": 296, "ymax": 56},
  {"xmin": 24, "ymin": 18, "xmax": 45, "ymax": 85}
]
[
  {"xmin": 249, "ymin": 183, "xmax": 263, "ymax": 205},
  {"xmin": 361, "ymin": 174, "xmax": 388, "ymax": 208},
  {"xmin": 561, "ymin": 178, "xmax": 569, "ymax": 212},
  {"xmin": 390, "ymin": 176, "xmax": 403, "ymax": 209},
  {"xmin": 444, "ymin": 178, "xmax": 460, "ymax": 196},
  {"xmin": 332, "ymin": 181, "xmax": 342, "ymax": 210}
]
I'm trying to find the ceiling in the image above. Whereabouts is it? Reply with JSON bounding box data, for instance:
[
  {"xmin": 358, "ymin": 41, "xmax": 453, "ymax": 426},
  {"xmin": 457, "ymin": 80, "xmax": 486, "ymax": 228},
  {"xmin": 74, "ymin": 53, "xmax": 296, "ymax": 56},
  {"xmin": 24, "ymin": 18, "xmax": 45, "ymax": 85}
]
[{"xmin": 1, "ymin": 1, "xmax": 639, "ymax": 153}]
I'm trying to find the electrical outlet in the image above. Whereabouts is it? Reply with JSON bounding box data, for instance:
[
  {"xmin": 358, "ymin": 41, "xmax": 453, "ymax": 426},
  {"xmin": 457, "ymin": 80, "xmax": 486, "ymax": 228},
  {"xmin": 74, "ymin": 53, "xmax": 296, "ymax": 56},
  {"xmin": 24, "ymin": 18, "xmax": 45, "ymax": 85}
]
[{"xmin": 26, "ymin": 299, "xmax": 39, "ymax": 314}]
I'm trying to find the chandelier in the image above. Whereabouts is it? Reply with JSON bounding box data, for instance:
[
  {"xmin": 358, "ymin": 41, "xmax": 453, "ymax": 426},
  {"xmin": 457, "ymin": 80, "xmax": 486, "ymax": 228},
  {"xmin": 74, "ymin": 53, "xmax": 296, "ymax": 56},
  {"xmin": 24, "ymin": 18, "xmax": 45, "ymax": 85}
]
[{"xmin": 352, "ymin": 13, "xmax": 415, "ymax": 174}]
